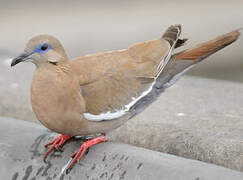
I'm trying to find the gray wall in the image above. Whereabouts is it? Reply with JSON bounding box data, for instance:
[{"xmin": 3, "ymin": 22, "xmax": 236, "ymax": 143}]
[{"xmin": 1, "ymin": 0, "xmax": 242, "ymax": 82}]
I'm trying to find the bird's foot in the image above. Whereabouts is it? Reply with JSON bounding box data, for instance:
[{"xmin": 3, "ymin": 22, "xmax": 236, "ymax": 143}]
[
  {"xmin": 44, "ymin": 134, "xmax": 71, "ymax": 161},
  {"xmin": 64, "ymin": 135, "xmax": 107, "ymax": 174}
]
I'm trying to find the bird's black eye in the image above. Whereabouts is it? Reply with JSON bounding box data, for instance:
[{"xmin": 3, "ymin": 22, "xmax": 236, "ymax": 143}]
[
  {"xmin": 41, "ymin": 44, "xmax": 49, "ymax": 51},
  {"xmin": 35, "ymin": 43, "xmax": 51, "ymax": 54}
]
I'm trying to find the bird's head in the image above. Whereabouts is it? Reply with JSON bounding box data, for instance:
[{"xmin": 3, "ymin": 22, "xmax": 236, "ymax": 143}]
[{"xmin": 11, "ymin": 35, "xmax": 68, "ymax": 67}]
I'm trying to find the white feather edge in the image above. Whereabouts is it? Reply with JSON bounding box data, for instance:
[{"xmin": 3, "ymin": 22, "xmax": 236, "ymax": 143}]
[{"xmin": 83, "ymin": 81, "xmax": 155, "ymax": 121}]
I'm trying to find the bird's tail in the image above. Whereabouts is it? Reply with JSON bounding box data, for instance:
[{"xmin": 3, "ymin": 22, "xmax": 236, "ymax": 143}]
[
  {"xmin": 176, "ymin": 29, "xmax": 241, "ymax": 61},
  {"xmin": 156, "ymin": 29, "xmax": 241, "ymax": 88}
]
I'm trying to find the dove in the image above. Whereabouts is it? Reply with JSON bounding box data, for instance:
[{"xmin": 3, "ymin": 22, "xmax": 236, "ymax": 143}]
[{"xmin": 11, "ymin": 25, "xmax": 240, "ymax": 173}]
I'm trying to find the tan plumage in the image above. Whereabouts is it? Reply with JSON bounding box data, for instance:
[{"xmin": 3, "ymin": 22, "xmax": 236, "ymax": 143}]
[
  {"xmin": 12, "ymin": 25, "xmax": 240, "ymax": 137},
  {"xmin": 11, "ymin": 25, "xmax": 241, "ymax": 172},
  {"xmin": 71, "ymin": 38, "xmax": 170, "ymax": 114},
  {"xmin": 30, "ymin": 37, "xmax": 172, "ymax": 135}
]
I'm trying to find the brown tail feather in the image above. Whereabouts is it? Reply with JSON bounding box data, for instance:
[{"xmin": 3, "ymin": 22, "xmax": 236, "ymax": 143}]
[{"xmin": 176, "ymin": 29, "xmax": 241, "ymax": 61}]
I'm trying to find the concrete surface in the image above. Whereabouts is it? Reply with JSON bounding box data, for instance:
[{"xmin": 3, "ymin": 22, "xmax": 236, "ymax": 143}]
[
  {"xmin": 0, "ymin": 0, "xmax": 243, "ymax": 82},
  {"xmin": 1, "ymin": 117, "xmax": 243, "ymax": 180}
]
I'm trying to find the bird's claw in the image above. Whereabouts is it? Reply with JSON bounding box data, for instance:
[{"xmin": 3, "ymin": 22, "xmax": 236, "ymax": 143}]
[
  {"xmin": 43, "ymin": 134, "xmax": 71, "ymax": 161},
  {"xmin": 63, "ymin": 135, "xmax": 107, "ymax": 173},
  {"xmin": 60, "ymin": 158, "xmax": 73, "ymax": 175}
]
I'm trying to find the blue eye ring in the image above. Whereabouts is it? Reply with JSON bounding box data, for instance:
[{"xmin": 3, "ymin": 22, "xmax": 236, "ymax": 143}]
[{"xmin": 35, "ymin": 43, "xmax": 51, "ymax": 54}]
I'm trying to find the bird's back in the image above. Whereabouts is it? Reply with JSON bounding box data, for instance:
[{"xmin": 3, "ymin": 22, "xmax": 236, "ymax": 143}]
[{"xmin": 70, "ymin": 38, "xmax": 172, "ymax": 116}]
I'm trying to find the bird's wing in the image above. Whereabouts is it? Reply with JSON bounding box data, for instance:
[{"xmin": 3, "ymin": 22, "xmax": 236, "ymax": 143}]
[{"xmin": 71, "ymin": 25, "xmax": 181, "ymax": 121}]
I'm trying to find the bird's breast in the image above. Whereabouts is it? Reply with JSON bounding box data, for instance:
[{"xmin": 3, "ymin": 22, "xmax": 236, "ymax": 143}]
[{"xmin": 30, "ymin": 66, "xmax": 85, "ymax": 134}]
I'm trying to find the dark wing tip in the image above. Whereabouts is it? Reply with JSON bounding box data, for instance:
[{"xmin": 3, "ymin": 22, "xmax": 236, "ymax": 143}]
[{"xmin": 161, "ymin": 24, "xmax": 182, "ymax": 46}]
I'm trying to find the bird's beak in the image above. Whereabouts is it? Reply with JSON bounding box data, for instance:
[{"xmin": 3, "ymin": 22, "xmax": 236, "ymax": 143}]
[{"xmin": 11, "ymin": 52, "xmax": 34, "ymax": 67}]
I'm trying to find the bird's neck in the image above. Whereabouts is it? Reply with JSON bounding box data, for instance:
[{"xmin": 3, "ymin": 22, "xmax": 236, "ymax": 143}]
[
  {"xmin": 55, "ymin": 61, "xmax": 71, "ymax": 74},
  {"xmin": 36, "ymin": 61, "xmax": 71, "ymax": 74}
]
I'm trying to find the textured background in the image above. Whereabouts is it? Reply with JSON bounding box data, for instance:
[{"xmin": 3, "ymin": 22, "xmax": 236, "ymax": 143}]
[{"xmin": 2, "ymin": 117, "xmax": 243, "ymax": 180}]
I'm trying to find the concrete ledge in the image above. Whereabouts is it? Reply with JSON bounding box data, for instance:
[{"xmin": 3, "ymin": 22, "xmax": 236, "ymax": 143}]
[{"xmin": 1, "ymin": 117, "xmax": 243, "ymax": 180}]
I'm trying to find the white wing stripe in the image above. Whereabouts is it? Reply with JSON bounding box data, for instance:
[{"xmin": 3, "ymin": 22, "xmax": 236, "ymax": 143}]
[{"xmin": 84, "ymin": 81, "xmax": 155, "ymax": 121}]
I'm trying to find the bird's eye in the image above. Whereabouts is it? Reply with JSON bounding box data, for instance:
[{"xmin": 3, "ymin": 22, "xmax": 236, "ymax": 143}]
[
  {"xmin": 41, "ymin": 44, "xmax": 48, "ymax": 51},
  {"xmin": 35, "ymin": 43, "xmax": 51, "ymax": 54}
]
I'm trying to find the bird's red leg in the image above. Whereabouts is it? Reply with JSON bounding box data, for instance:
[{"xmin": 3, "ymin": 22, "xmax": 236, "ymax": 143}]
[
  {"xmin": 66, "ymin": 135, "xmax": 107, "ymax": 173},
  {"xmin": 44, "ymin": 134, "xmax": 71, "ymax": 161}
]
